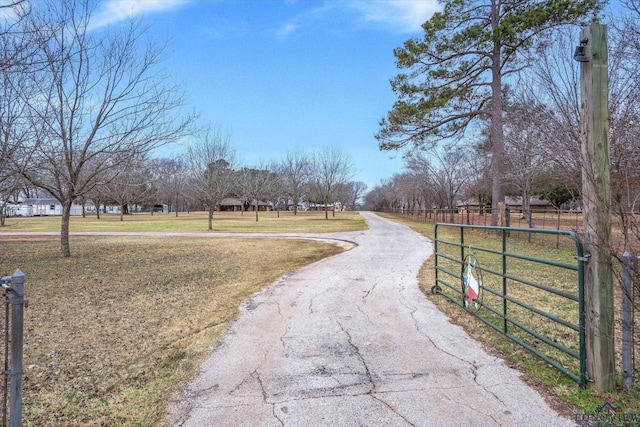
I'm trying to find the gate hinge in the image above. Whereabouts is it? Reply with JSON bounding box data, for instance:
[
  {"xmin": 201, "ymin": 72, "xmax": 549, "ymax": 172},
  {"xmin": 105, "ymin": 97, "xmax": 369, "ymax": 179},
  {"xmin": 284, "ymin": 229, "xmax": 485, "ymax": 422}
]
[{"xmin": 575, "ymin": 254, "xmax": 591, "ymax": 262}]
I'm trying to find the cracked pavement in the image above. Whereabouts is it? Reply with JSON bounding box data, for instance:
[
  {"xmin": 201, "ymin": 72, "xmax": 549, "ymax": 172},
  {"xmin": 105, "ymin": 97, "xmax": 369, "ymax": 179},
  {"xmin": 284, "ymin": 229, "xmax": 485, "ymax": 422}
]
[{"xmin": 169, "ymin": 212, "xmax": 573, "ymax": 427}]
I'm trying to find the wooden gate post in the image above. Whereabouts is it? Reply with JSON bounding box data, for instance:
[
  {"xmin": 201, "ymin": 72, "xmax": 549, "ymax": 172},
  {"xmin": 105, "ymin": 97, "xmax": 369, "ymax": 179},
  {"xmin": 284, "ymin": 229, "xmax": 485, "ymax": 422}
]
[{"xmin": 578, "ymin": 23, "xmax": 615, "ymax": 392}]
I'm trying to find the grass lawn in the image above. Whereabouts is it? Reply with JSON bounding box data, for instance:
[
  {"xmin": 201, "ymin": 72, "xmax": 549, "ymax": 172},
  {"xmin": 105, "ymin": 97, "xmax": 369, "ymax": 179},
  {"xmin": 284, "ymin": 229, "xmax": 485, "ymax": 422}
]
[
  {"xmin": 0, "ymin": 210, "xmax": 367, "ymax": 234},
  {"xmin": 0, "ymin": 213, "xmax": 355, "ymax": 426},
  {"xmin": 377, "ymin": 212, "xmax": 640, "ymax": 421}
]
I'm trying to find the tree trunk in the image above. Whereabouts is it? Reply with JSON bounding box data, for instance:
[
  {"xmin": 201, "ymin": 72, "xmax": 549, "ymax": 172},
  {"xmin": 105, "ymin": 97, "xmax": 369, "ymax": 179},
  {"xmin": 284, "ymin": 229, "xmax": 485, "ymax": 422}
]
[
  {"xmin": 522, "ymin": 189, "xmax": 534, "ymax": 228},
  {"xmin": 61, "ymin": 200, "xmax": 72, "ymax": 257},
  {"xmin": 120, "ymin": 205, "xmax": 124, "ymax": 221},
  {"xmin": 489, "ymin": 2, "xmax": 505, "ymax": 226},
  {"xmin": 208, "ymin": 206, "xmax": 214, "ymax": 230},
  {"xmin": 255, "ymin": 201, "xmax": 259, "ymax": 222}
]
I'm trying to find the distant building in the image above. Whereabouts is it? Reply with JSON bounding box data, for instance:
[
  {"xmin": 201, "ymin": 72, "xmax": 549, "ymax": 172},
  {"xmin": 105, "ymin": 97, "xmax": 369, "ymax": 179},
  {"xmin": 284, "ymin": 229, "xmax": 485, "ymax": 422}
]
[
  {"xmin": 14, "ymin": 198, "xmax": 85, "ymax": 216},
  {"xmin": 308, "ymin": 202, "xmax": 343, "ymax": 212},
  {"xmin": 217, "ymin": 198, "xmax": 272, "ymax": 212}
]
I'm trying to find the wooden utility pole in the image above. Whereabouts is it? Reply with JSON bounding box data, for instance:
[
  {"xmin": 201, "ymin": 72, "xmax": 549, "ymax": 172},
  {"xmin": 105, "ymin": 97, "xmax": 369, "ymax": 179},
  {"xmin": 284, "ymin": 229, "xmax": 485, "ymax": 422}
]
[{"xmin": 578, "ymin": 23, "xmax": 615, "ymax": 392}]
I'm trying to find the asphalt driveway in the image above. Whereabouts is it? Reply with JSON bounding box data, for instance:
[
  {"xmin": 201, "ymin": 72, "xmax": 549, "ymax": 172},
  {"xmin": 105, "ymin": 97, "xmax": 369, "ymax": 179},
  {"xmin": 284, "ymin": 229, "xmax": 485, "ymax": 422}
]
[{"xmin": 169, "ymin": 211, "xmax": 573, "ymax": 426}]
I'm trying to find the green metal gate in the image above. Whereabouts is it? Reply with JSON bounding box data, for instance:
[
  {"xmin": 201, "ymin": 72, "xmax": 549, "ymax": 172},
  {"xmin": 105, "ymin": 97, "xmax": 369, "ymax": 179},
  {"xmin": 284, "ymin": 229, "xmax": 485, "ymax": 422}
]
[{"xmin": 433, "ymin": 224, "xmax": 587, "ymax": 387}]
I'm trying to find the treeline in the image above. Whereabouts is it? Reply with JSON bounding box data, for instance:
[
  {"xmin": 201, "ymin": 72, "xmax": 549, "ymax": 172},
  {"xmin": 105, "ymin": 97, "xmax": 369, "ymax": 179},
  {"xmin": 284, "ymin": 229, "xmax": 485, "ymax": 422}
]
[
  {"xmin": 367, "ymin": 2, "xmax": 640, "ymax": 253},
  {"xmin": 2, "ymin": 130, "xmax": 364, "ymax": 223}
]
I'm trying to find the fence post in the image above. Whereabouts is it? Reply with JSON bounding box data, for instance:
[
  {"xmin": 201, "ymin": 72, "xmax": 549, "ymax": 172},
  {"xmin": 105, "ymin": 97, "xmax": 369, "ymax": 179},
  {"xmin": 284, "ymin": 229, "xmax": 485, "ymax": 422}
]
[
  {"xmin": 620, "ymin": 252, "xmax": 635, "ymax": 390},
  {"xmin": 498, "ymin": 202, "xmax": 505, "ymax": 227},
  {"xmin": 7, "ymin": 269, "xmax": 24, "ymax": 427}
]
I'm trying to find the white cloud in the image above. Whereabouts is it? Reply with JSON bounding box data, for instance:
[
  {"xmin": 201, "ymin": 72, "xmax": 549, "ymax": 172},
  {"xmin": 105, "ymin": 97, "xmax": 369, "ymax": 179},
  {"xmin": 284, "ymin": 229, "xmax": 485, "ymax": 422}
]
[
  {"xmin": 268, "ymin": 1, "xmax": 439, "ymax": 41},
  {"xmin": 90, "ymin": 0, "xmax": 191, "ymax": 30},
  {"xmin": 346, "ymin": 0, "xmax": 440, "ymax": 33},
  {"xmin": 276, "ymin": 22, "xmax": 299, "ymax": 38}
]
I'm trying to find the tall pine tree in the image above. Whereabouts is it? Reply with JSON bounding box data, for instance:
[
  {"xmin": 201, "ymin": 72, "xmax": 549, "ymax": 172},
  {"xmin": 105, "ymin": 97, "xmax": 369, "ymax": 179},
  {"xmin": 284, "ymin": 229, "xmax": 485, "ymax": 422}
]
[{"xmin": 377, "ymin": 0, "xmax": 603, "ymax": 225}]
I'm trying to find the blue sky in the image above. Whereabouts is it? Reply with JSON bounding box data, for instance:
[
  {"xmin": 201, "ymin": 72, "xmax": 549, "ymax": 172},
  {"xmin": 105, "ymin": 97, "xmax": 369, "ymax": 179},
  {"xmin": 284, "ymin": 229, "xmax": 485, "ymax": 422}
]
[{"xmin": 90, "ymin": 0, "xmax": 441, "ymax": 190}]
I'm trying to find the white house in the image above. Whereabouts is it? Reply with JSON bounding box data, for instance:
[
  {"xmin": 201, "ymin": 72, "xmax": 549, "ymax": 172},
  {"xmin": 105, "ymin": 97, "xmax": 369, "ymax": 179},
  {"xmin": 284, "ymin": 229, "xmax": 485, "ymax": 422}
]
[{"xmin": 15, "ymin": 198, "xmax": 85, "ymax": 216}]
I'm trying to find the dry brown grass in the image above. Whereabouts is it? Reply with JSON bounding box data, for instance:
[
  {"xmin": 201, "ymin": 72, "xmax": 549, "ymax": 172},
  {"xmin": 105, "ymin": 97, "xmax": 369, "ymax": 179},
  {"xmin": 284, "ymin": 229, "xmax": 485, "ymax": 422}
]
[
  {"xmin": 0, "ymin": 236, "xmax": 344, "ymax": 426},
  {"xmin": 0, "ymin": 210, "xmax": 366, "ymax": 234}
]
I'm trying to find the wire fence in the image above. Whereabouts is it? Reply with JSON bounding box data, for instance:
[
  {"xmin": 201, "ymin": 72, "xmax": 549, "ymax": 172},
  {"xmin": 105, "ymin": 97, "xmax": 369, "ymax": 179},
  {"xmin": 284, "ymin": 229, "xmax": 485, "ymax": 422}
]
[{"xmin": 378, "ymin": 207, "xmax": 585, "ymax": 232}]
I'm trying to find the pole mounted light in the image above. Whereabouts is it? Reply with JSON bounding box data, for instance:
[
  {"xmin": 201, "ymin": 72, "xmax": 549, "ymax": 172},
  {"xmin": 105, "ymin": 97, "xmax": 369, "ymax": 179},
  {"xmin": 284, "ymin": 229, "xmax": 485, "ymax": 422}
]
[{"xmin": 574, "ymin": 38, "xmax": 590, "ymax": 62}]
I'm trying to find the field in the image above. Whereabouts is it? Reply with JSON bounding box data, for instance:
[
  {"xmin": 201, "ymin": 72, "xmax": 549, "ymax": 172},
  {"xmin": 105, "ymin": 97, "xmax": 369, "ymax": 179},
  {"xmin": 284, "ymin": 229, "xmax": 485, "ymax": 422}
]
[
  {"xmin": 0, "ymin": 210, "xmax": 366, "ymax": 234},
  {"xmin": 0, "ymin": 211, "xmax": 364, "ymax": 426}
]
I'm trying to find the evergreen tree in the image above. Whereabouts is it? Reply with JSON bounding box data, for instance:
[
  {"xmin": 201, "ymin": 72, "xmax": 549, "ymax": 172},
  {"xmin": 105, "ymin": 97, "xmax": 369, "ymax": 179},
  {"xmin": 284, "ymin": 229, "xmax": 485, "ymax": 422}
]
[{"xmin": 377, "ymin": 0, "xmax": 602, "ymax": 225}]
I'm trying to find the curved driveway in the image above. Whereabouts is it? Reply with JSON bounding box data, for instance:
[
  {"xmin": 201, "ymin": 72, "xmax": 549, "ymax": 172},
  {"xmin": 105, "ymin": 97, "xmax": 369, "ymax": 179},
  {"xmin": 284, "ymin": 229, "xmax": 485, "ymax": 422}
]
[{"xmin": 168, "ymin": 212, "xmax": 572, "ymax": 427}]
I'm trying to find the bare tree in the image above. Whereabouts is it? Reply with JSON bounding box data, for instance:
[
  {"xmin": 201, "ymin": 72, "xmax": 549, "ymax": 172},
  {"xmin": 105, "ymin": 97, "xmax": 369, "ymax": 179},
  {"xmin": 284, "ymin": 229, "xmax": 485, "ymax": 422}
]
[
  {"xmin": 348, "ymin": 181, "xmax": 368, "ymax": 211},
  {"xmin": 405, "ymin": 148, "xmax": 469, "ymax": 217},
  {"xmin": 392, "ymin": 172, "xmax": 422, "ymax": 213},
  {"xmin": 239, "ymin": 161, "xmax": 280, "ymax": 222},
  {"xmin": 533, "ymin": 21, "xmax": 640, "ymax": 240},
  {"xmin": 263, "ymin": 164, "xmax": 286, "ymax": 217},
  {"xmin": 150, "ymin": 156, "xmax": 187, "ymax": 216},
  {"xmin": 502, "ymin": 95, "xmax": 552, "ymax": 227},
  {"xmin": 309, "ymin": 147, "xmax": 354, "ymax": 219},
  {"xmin": 11, "ymin": 0, "xmax": 193, "ymax": 256},
  {"xmin": 0, "ymin": 0, "xmax": 33, "ymax": 71},
  {"xmin": 100, "ymin": 155, "xmax": 154, "ymax": 221},
  {"xmin": 278, "ymin": 150, "xmax": 311, "ymax": 215},
  {"xmin": 364, "ymin": 177, "xmax": 409, "ymax": 212},
  {"xmin": 606, "ymin": 18, "xmax": 640, "ymax": 253},
  {"xmin": 461, "ymin": 141, "xmax": 493, "ymax": 215},
  {"xmin": 82, "ymin": 153, "xmax": 117, "ymax": 219},
  {"xmin": 531, "ymin": 27, "xmax": 585, "ymax": 201},
  {"xmin": 185, "ymin": 127, "xmax": 237, "ymax": 229},
  {"xmin": 0, "ymin": 61, "xmax": 29, "ymax": 225},
  {"xmin": 334, "ymin": 182, "xmax": 351, "ymax": 213},
  {"xmin": 0, "ymin": 0, "xmax": 33, "ymax": 225},
  {"xmin": 333, "ymin": 181, "xmax": 367, "ymax": 212}
]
